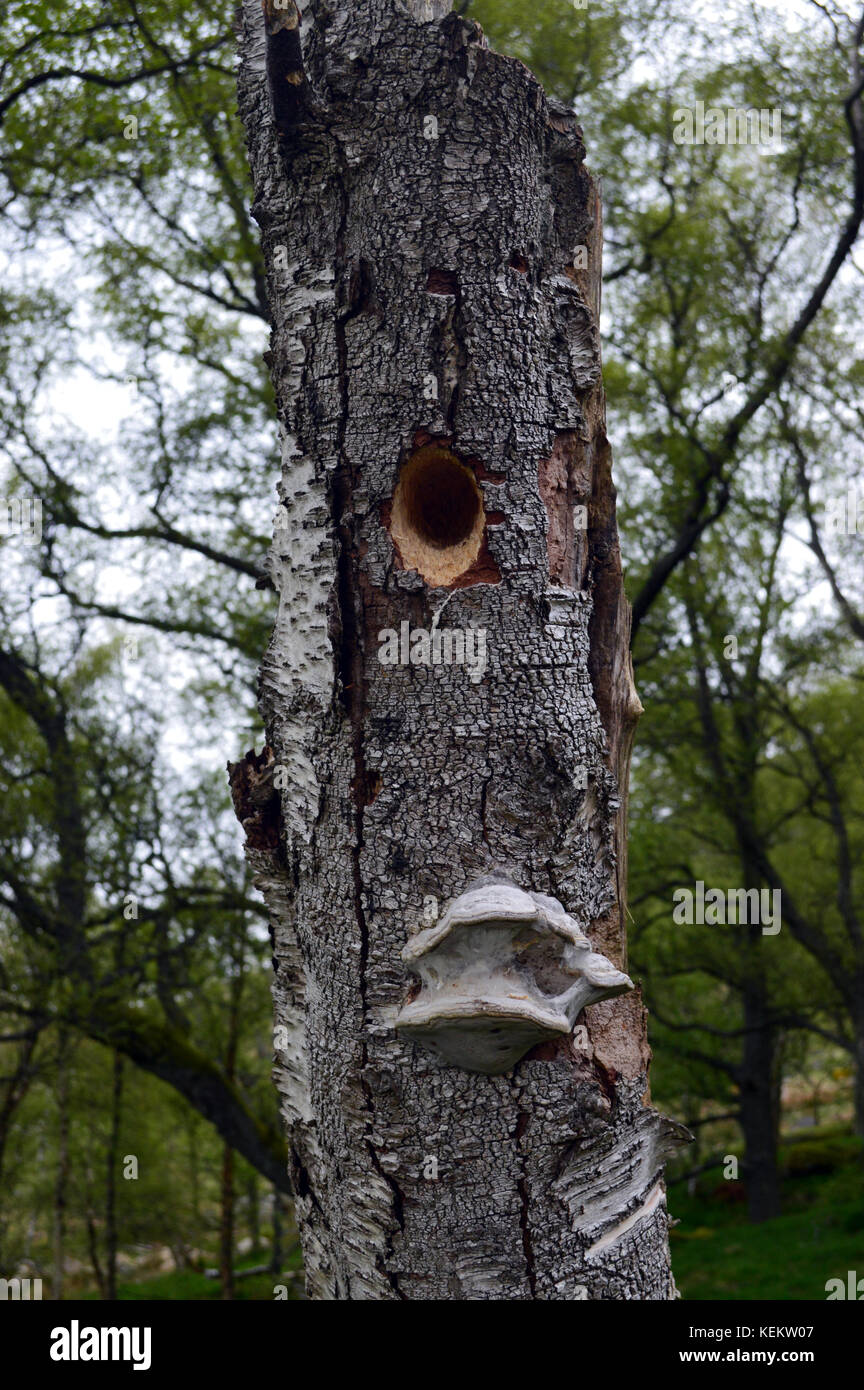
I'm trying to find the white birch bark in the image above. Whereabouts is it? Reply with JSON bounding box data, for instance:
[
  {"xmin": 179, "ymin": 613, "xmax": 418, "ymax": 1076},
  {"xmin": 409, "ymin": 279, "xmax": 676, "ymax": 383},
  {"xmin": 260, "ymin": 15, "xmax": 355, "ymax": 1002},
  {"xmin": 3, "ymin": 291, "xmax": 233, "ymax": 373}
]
[{"xmin": 231, "ymin": 0, "xmax": 688, "ymax": 1300}]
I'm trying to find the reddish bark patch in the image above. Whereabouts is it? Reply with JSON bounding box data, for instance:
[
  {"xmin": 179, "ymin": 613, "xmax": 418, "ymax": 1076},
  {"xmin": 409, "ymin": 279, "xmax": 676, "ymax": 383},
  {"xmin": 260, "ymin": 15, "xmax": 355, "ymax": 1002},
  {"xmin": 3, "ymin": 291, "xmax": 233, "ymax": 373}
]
[
  {"xmin": 538, "ymin": 430, "xmax": 590, "ymax": 588},
  {"xmin": 471, "ymin": 457, "xmax": 507, "ymax": 483},
  {"xmin": 523, "ymin": 1035, "xmax": 569, "ymax": 1064},
  {"xmin": 227, "ymin": 746, "xmax": 282, "ymax": 851},
  {"xmin": 508, "ymin": 253, "xmax": 529, "ymax": 274},
  {"xmin": 590, "ymin": 988, "xmax": 652, "ymax": 1082},
  {"xmin": 412, "ymin": 428, "xmax": 443, "ymax": 450},
  {"xmin": 426, "ymin": 267, "xmax": 460, "ymax": 295},
  {"xmin": 353, "ymin": 767, "xmax": 382, "ymax": 805},
  {"xmin": 593, "ymin": 1057, "xmax": 618, "ymax": 1106},
  {"xmin": 444, "ymin": 527, "xmax": 502, "ymax": 589}
]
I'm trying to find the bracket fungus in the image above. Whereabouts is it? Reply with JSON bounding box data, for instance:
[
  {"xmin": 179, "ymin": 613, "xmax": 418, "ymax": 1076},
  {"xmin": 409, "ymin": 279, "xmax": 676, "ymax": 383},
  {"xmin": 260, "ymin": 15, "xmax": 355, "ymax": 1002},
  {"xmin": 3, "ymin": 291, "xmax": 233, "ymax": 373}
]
[{"xmin": 395, "ymin": 876, "xmax": 634, "ymax": 1074}]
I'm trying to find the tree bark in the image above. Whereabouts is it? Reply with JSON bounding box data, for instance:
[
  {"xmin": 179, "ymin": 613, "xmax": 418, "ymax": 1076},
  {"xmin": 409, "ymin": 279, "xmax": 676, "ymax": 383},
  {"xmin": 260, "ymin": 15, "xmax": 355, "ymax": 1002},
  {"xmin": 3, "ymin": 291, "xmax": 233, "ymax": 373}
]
[{"xmin": 233, "ymin": 0, "xmax": 687, "ymax": 1300}]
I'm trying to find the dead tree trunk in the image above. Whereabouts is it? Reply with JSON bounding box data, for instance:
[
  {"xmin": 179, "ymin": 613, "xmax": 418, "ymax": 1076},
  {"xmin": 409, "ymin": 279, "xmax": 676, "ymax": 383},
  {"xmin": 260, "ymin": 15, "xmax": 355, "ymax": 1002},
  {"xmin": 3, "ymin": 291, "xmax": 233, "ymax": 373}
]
[{"xmin": 232, "ymin": 0, "xmax": 687, "ymax": 1300}]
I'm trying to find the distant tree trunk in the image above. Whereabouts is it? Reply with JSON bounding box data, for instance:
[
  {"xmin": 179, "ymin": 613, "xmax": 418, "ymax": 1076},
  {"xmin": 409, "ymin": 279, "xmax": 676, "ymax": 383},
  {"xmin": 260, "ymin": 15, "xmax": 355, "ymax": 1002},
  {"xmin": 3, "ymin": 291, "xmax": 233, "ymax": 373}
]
[
  {"xmin": 105, "ymin": 1051, "xmax": 124, "ymax": 1299},
  {"xmin": 232, "ymin": 0, "xmax": 687, "ymax": 1299},
  {"xmin": 85, "ymin": 1204, "xmax": 106, "ymax": 1298},
  {"xmin": 219, "ymin": 1142, "xmax": 235, "ymax": 1300},
  {"xmin": 0, "ymin": 1029, "xmax": 38, "ymax": 1267},
  {"xmin": 248, "ymin": 1171, "xmax": 261, "ymax": 1256},
  {"xmin": 219, "ymin": 940, "xmax": 244, "ymax": 1299},
  {"xmin": 52, "ymin": 1028, "xmax": 71, "ymax": 1301},
  {"xmin": 738, "ymin": 985, "xmax": 782, "ymax": 1222},
  {"xmin": 187, "ymin": 1111, "xmax": 202, "ymax": 1234},
  {"xmin": 269, "ymin": 1187, "xmax": 283, "ymax": 1276},
  {"xmin": 734, "ymin": 835, "xmax": 782, "ymax": 1224},
  {"xmin": 852, "ymin": 1001, "xmax": 864, "ymax": 1140}
]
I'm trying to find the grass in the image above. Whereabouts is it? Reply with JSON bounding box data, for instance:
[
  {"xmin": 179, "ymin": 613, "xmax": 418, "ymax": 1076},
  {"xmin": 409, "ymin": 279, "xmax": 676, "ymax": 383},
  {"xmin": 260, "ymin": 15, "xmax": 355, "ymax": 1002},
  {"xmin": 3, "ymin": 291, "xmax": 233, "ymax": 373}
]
[
  {"xmin": 78, "ymin": 1249, "xmax": 305, "ymax": 1301},
  {"xmin": 669, "ymin": 1128, "xmax": 864, "ymax": 1300}
]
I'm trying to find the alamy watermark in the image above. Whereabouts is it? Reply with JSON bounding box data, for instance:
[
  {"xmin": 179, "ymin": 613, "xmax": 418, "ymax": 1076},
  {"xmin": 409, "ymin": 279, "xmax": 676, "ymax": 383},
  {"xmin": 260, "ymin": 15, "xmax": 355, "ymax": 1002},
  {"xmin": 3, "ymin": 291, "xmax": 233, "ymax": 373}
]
[
  {"xmin": 0, "ymin": 1276, "xmax": 42, "ymax": 1300},
  {"xmin": 673, "ymin": 882, "xmax": 782, "ymax": 936},
  {"xmin": 50, "ymin": 1321, "xmax": 151, "ymax": 1370},
  {"xmin": 377, "ymin": 620, "xmax": 487, "ymax": 684},
  {"xmin": 0, "ymin": 497, "xmax": 42, "ymax": 545},
  {"xmin": 825, "ymin": 1271, "xmax": 863, "ymax": 1299},
  {"xmin": 826, "ymin": 486, "xmax": 864, "ymax": 535},
  {"xmin": 673, "ymin": 101, "xmax": 783, "ymax": 151}
]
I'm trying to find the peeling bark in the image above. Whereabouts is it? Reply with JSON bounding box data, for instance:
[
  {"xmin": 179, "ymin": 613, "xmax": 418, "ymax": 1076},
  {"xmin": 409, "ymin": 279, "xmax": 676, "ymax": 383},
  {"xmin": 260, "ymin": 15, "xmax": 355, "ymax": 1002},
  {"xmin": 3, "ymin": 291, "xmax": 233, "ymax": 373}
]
[{"xmin": 234, "ymin": 0, "xmax": 687, "ymax": 1299}]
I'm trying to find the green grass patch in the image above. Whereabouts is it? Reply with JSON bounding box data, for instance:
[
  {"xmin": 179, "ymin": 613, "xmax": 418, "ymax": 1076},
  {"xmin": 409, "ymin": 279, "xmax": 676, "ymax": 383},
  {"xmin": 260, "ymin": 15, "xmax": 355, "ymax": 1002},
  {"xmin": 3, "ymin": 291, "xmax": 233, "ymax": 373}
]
[
  {"xmin": 78, "ymin": 1249, "xmax": 304, "ymax": 1301},
  {"xmin": 670, "ymin": 1134, "xmax": 864, "ymax": 1300}
]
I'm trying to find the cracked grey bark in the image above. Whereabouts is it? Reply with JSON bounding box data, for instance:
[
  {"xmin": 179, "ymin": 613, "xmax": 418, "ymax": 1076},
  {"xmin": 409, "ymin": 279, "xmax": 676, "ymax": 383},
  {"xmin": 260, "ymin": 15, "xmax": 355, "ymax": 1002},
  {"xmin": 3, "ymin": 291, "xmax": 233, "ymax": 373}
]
[{"xmin": 232, "ymin": 0, "xmax": 687, "ymax": 1300}]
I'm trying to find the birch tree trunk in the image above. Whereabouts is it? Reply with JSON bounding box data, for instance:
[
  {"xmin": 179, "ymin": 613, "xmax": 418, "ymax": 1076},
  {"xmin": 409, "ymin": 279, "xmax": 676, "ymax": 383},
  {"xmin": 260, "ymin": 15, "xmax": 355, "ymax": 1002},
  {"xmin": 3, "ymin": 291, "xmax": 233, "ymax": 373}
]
[{"xmin": 232, "ymin": 0, "xmax": 687, "ymax": 1300}]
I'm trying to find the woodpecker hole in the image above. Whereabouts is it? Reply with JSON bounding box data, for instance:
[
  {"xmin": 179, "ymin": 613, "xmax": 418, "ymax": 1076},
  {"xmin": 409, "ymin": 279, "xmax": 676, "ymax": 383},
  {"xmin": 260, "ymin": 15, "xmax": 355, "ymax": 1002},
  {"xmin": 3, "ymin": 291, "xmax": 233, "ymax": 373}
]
[{"xmin": 389, "ymin": 444, "xmax": 486, "ymax": 587}]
